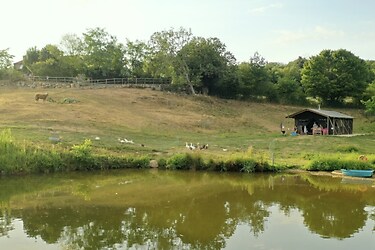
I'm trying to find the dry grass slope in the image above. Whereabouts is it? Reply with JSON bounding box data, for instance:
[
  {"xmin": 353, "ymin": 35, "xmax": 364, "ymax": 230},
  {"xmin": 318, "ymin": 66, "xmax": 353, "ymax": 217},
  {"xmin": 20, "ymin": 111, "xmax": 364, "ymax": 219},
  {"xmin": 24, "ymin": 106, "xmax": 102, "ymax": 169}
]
[{"xmin": 0, "ymin": 87, "xmax": 297, "ymax": 134}]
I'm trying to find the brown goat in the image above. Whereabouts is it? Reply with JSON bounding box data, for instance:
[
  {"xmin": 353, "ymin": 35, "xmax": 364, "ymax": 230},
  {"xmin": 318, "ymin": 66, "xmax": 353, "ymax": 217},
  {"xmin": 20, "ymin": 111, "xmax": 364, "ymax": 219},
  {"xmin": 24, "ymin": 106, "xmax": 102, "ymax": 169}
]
[{"xmin": 35, "ymin": 93, "xmax": 48, "ymax": 101}]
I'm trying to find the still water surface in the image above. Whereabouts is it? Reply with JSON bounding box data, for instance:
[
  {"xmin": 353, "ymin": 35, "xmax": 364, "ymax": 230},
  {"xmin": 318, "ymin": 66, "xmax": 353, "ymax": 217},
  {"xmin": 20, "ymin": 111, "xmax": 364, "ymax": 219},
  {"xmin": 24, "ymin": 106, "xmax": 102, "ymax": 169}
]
[{"xmin": 0, "ymin": 169, "xmax": 374, "ymax": 250}]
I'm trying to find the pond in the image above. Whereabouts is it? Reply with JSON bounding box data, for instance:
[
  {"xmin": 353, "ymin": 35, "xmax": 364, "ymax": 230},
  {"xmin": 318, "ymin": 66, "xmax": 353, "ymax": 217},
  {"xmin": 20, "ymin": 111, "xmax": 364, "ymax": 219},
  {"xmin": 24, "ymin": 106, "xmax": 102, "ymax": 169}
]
[{"xmin": 0, "ymin": 169, "xmax": 374, "ymax": 250}]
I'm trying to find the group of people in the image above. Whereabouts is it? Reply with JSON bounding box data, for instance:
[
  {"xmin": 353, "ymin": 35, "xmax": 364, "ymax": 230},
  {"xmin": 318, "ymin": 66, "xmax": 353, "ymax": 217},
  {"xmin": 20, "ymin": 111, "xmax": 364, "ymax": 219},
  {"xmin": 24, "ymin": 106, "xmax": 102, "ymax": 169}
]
[
  {"xmin": 280, "ymin": 123, "xmax": 298, "ymax": 136},
  {"xmin": 312, "ymin": 122, "xmax": 328, "ymax": 135},
  {"xmin": 280, "ymin": 122, "xmax": 328, "ymax": 136}
]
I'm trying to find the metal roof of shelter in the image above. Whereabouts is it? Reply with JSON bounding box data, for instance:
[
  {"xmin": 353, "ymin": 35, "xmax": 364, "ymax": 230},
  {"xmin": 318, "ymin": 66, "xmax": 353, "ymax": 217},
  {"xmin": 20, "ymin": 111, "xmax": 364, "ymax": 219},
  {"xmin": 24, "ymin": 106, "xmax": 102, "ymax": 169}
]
[{"xmin": 286, "ymin": 109, "xmax": 354, "ymax": 119}]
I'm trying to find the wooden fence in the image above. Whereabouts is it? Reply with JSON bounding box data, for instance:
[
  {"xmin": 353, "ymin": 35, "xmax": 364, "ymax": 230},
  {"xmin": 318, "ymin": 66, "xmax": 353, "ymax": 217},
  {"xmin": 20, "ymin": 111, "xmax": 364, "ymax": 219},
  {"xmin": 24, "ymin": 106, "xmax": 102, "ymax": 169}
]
[
  {"xmin": 29, "ymin": 76, "xmax": 171, "ymax": 85},
  {"xmin": 29, "ymin": 76, "xmax": 76, "ymax": 83},
  {"xmin": 89, "ymin": 78, "xmax": 171, "ymax": 85}
]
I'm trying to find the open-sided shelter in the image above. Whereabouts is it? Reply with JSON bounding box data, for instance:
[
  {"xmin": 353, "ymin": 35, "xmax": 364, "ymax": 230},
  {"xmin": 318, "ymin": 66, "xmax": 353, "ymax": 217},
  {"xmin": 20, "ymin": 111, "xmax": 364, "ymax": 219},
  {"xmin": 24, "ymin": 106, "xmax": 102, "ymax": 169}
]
[{"xmin": 286, "ymin": 109, "xmax": 353, "ymax": 135}]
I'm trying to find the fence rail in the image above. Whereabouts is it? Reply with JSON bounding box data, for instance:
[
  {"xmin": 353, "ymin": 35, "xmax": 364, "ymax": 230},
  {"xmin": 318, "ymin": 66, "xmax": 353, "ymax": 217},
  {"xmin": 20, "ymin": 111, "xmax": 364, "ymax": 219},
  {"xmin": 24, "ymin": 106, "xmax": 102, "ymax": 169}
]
[
  {"xmin": 29, "ymin": 76, "xmax": 76, "ymax": 83},
  {"xmin": 29, "ymin": 76, "xmax": 172, "ymax": 85},
  {"xmin": 88, "ymin": 78, "xmax": 171, "ymax": 85}
]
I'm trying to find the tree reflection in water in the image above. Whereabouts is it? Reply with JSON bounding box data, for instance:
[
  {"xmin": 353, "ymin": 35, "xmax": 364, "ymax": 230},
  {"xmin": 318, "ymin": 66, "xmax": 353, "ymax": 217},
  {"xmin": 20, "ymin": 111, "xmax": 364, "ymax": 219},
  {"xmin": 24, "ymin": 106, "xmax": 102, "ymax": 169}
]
[{"xmin": 0, "ymin": 170, "xmax": 374, "ymax": 249}]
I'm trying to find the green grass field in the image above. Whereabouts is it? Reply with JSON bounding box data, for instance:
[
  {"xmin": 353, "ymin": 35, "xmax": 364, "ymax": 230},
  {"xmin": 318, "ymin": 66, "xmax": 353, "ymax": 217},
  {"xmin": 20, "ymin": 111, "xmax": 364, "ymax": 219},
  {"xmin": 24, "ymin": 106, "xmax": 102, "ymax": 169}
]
[{"xmin": 0, "ymin": 83, "xmax": 374, "ymax": 168}]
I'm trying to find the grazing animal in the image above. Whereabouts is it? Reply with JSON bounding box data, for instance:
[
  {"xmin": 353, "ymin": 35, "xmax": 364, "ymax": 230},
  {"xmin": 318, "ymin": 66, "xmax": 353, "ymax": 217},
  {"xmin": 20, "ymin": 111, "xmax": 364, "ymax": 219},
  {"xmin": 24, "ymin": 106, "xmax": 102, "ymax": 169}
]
[
  {"xmin": 358, "ymin": 155, "xmax": 368, "ymax": 161},
  {"xmin": 35, "ymin": 93, "xmax": 48, "ymax": 101}
]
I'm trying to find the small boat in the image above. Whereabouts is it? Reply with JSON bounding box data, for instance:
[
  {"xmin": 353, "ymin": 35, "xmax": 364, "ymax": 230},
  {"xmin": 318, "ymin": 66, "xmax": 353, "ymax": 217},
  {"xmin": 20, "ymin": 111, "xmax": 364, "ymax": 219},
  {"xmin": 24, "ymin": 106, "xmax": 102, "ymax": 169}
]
[{"xmin": 341, "ymin": 169, "xmax": 374, "ymax": 178}]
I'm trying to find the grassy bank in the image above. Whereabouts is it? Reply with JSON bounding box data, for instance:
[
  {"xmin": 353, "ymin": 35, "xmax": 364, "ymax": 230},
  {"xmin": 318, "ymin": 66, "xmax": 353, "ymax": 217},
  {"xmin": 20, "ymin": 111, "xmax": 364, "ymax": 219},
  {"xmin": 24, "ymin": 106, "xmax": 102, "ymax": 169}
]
[
  {"xmin": 0, "ymin": 84, "xmax": 374, "ymax": 174},
  {"xmin": 0, "ymin": 128, "xmax": 288, "ymax": 174}
]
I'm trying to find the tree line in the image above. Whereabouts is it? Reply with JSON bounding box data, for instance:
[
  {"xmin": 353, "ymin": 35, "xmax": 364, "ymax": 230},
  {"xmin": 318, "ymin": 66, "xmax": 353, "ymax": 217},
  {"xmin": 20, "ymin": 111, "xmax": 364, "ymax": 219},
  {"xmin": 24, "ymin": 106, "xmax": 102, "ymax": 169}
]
[{"xmin": 0, "ymin": 27, "xmax": 374, "ymax": 114}]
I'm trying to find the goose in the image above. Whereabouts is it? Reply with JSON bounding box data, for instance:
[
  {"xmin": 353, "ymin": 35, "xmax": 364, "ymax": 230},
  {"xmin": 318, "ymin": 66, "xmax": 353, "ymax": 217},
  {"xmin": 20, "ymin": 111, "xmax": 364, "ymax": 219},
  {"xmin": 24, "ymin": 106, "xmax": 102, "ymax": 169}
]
[
  {"xmin": 189, "ymin": 143, "xmax": 196, "ymax": 150},
  {"xmin": 95, "ymin": 136, "xmax": 100, "ymax": 141},
  {"xmin": 185, "ymin": 142, "xmax": 190, "ymax": 149},
  {"xmin": 197, "ymin": 143, "xmax": 209, "ymax": 150}
]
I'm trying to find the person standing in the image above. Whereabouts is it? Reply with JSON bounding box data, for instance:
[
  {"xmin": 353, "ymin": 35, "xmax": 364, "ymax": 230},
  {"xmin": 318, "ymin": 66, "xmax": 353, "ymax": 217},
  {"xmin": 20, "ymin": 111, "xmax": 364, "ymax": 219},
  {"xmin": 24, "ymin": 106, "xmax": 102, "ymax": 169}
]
[{"xmin": 280, "ymin": 123, "xmax": 286, "ymax": 135}]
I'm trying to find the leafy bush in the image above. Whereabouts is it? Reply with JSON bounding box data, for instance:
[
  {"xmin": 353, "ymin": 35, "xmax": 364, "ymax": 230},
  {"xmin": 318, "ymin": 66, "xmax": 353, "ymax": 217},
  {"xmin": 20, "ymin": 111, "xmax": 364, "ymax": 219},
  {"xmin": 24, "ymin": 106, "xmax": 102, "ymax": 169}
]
[
  {"xmin": 127, "ymin": 156, "xmax": 151, "ymax": 169},
  {"xmin": 60, "ymin": 98, "xmax": 80, "ymax": 104},
  {"xmin": 306, "ymin": 158, "xmax": 374, "ymax": 171},
  {"xmin": 166, "ymin": 153, "xmax": 193, "ymax": 170},
  {"xmin": 165, "ymin": 153, "xmax": 204, "ymax": 170},
  {"xmin": 69, "ymin": 139, "xmax": 96, "ymax": 170},
  {"xmin": 71, "ymin": 139, "xmax": 92, "ymax": 158},
  {"xmin": 157, "ymin": 158, "xmax": 167, "ymax": 169},
  {"xmin": 27, "ymin": 149, "xmax": 65, "ymax": 173},
  {"xmin": 336, "ymin": 145, "xmax": 359, "ymax": 153},
  {"xmin": 224, "ymin": 158, "xmax": 256, "ymax": 172},
  {"xmin": 0, "ymin": 69, "xmax": 24, "ymax": 81},
  {"xmin": 362, "ymin": 96, "xmax": 375, "ymax": 116}
]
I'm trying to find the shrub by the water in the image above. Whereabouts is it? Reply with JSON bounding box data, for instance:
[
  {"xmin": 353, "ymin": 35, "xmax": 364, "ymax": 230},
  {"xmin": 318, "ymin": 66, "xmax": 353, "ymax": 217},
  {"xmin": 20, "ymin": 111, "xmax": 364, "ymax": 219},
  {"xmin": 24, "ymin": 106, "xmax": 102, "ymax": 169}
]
[
  {"xmin": 0, "ymin": 129, "xmax": 289, "ymax": 175},
  {"xmin": 124, "ymin": 155, "xmax": 151, "ymax": 169},
  {"xmin": 224, "ymin": 158, "xmax": 256, "ymax": 172},
  {"xmin": 164, "ymin": 152, "xmax": 276, "ymax": 172},
  {"xmin": 166, "ymin": 153, "xmax": 198, "ymax": 170},
  {"xmin": 306, "ymin": 158, "xmax": 374, "ymax": 171}
]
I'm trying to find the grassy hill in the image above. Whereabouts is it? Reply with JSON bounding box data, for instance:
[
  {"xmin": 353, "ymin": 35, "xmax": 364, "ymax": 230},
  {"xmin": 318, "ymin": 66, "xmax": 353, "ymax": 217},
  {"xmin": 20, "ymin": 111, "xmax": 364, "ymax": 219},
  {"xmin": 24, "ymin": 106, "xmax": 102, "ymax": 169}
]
[{"xmin": 0, "ymin": 84, "xmax": 374, "ymax": 166}]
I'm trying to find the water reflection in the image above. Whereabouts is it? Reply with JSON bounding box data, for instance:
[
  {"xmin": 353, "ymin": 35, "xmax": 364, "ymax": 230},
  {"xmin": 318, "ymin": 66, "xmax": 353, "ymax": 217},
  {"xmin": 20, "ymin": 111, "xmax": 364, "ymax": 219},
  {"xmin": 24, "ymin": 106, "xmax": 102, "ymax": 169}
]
[{"xmin": 0, "ymin": 170, "xmax": 374, "ymax": 249}]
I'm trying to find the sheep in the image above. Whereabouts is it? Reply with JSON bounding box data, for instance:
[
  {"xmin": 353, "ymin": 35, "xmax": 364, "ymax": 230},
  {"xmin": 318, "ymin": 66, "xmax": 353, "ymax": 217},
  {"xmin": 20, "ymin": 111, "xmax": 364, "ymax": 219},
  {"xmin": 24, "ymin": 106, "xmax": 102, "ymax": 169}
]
[{"xmin": 35, "ymin": 93, "xmax": 48, "ymax": 102}]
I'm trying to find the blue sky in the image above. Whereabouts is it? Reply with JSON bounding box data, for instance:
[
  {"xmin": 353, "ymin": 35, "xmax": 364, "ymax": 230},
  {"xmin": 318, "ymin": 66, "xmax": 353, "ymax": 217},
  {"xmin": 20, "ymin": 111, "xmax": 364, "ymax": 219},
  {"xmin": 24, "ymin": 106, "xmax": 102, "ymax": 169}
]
[{"xmin": 2, "ymin": 0, "xmax": 374, "ymax": 63}]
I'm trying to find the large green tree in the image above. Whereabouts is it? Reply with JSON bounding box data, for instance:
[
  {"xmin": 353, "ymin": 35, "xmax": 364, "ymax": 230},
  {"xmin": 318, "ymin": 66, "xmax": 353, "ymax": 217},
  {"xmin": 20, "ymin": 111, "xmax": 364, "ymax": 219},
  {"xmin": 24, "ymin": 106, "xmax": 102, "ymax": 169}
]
[
  {"xmin": 301, "ymin": 49, "xmax": 371, "ymax": 105},
  {"xmin": 177, "ymin": 37, "xmax": 236, "ymax": 95},
  {"xmin": 32, "ymin": 44, "xmax": 63, "ymax": 76},
  {"xmin": 361, "ymin": 82, "xmax": 375, "ymax": 116},
  {"xmin": 145, "ymin": 27, "xmax": 196, "ymax": 93},
  {"xmin": 274, "ymin": 57, "xmax": 307, "ymax": 104},
  {"xmin": 124, "ymin": 39, "xmax": 150, "ymax": 78},
  {"xmin": 237, "ymin": 52, "xmax": 273, "ymax": 100},
  {"xmin": 0, "ymin": 48, "xmax": 14, "ymax": 69},
  {"xmin": 23, "ymin": 45, "xmax": 81, "ymax": 77},
  {"xmin": 145, "ymin": 28, "xmax": 238, "ymax": 96},
  {"xmin": 82, "ymin": 27, "xmax": 126, "ymax": 79},
  {"xmin": 59, "ymin": 33, "xmax": 84, "ymax": 56},
  {"xmin": 0, "ymin": 48, "xmax": 22, "ymax": 81}
]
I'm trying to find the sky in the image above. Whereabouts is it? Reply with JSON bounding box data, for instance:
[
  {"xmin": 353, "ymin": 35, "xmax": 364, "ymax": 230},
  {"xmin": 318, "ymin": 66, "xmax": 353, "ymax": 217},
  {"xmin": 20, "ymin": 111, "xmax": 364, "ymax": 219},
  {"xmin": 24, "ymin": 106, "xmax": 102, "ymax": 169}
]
[{"xmin": 1, "ymin": 0, "xmax": 375, "ymax": 64}]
